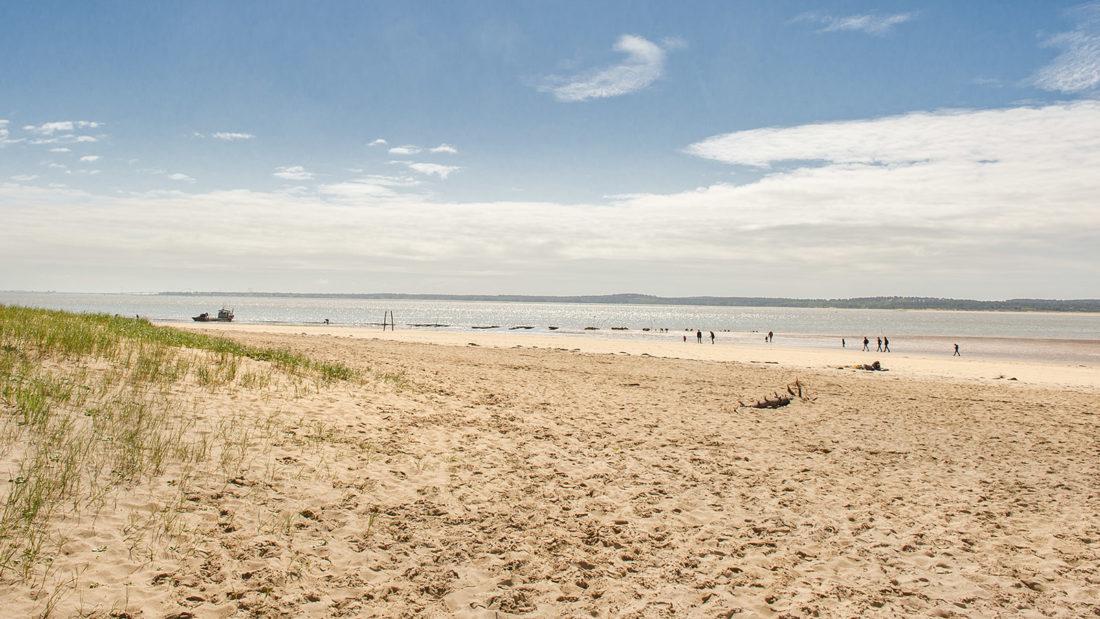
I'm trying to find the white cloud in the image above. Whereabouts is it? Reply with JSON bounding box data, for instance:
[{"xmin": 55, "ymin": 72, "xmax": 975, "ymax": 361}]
[
  {"xmin": 429, "ymin": 143, "xmax": 459, "ymax": 154},
  {"xmin": 390, "ymin": 161, "xmax": 460, "ymax": 179},
  {"xmin": 794, "ymin": 12, "xmax": 916, "ymax": 35},
  {"xmin": 50, "ymin": 147, "xmax": 71, "ymax": 153},
  {"xmin": 22, "ymin": 120, "xmax": 102, "ymax": 135},
  {"xmin": 44, "ymin": 162, "xmax": 68, "ymax": 170},
  {"xmin": 388, "ymin": 145, "xmax": 421, "ymax": 155},
  {"xmin": 684, "ymin": 103, "xmax": 1098, "ymax": 169},
  {"xmin": 167, "ymin": 173, "xmax": 195, "ymax": 182},
  {"xmin": 0, "ymin": 120, "xmax": 10, "ymax": 144},
  {"xmin": 10, "ymin": 175, "xmax": 38, "ymax": 182},
  {"xmin": 211, "ymin": 131, "xmax": 255, "ymax": 141},
  {"xmin": 1032, "ymin": 2, "xmax": 1100, "ymax": 93},
  {"xmin": 80, "ymin": 155, "xmax": 100, "ymax": 163},
  {"xmin": 540, "ymin": 34, "xmax": 675, "ymax": 102},
  {"xmin": 28, "ymin": 134, "xmax": 98, "ymax": 145},
  {"xmin": 1, "ymin": 103, "xmax": 1097, "ymax": 297},
  {"xmin": 368, "ymin": 138, "xmax": 388, "ymax": 147},
  {"xmin": 319, "ymin": 175, "xmax": 420, "ymax": 201},
  {"xmin": 273, "ymin": 165, "xmax": 314, "ymax": 181}
]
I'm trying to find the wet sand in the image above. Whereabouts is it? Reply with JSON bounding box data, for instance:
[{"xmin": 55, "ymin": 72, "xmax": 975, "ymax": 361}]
[{"xmin": 175, "ymin": 322, "xmax": 1100, "ymax": 391}]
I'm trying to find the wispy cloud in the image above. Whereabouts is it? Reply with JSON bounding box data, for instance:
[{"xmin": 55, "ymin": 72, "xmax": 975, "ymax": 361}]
[
  {"xmin": 273, "ymin": 165, "xmax": 314, "ymax": 181},
  {"xmin": 29, "ymin": 135, "xmax": 98, "ymax": 145},
  {"xmin": 368, "ymin": 138, "xmax": 388, "ymax": 147},
  {"xmin": 79, "ymin": 155, "xmax": 100, "ymax": 163},
  {"xmin": 685, "ymin": 103, "xmax": 1098, "ymax": 168},
  {"xmin": 1032, "ymin": 2, "xmax": 1100, "ymax": 93},
  {"xmin": 539, "ymin": 34, "xmax": 677, "ymax": 102},
  {"xmin": 429, "ymin": 143, "xmax": 458, "ymax": 154},
  {"xmin": 319, "ymin": 174, "xmax": 420, "ymax": 201},
  {"xmin": 22, "ymin": 120, "xmax": 102, "ymax": 135},
  {"xmin": 390, "ymin": 160, "xmax": 460, "ymax": 179},
  {"xmin": 167, "ymin": 173, "xmax": 195, "ymax": 182},
  {"xmin": 794, "ymin": 12, "xmax": 916, "ymax": 35},
  {"xmin": 0, "ymin": 120, "xmax": 11, "ymax": 145},
  {"xmin": 388, "ymin": 145, "xmax": 421, "ymax": 155},
  {"xmin": 211, "ymin": 131, "xmax": 255, "ymax": 141},
  {"xmin": 10, "ymin": 175, "xmax": 38, "ymax": 182},
  {"xmin": 49, "ymin": 147, "xmax": 71, "ymax": 153}
]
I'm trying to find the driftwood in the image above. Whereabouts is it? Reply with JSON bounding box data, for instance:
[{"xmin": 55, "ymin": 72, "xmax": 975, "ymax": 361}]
[{"xmin": 738, "ymin": 379, "xmax": 816, "ymax": 410}]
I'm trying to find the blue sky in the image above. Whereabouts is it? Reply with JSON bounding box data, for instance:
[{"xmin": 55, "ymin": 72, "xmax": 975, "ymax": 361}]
[{"xmin": 2, "ymin": 1, "xmax": 1098, "ymax": 297}]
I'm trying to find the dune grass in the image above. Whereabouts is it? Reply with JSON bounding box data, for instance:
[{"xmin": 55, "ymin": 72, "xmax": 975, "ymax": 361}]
[
  {"xmin": 0, "ymin": 305, "xmax": 355, "ymax": 381},
  {"xmin": 0, "ymin": 305, "xmax": 355, "ymax": 584}
]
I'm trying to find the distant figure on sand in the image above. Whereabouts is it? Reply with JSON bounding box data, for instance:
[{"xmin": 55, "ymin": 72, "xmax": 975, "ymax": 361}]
[
  {"xmin": 883, "ymin": 336, "xmax": 890, "ymax": 352},
  {"xmin": 683, "ymin": 335, "xmax": 687, "ymax": 343},
  {"xmin": 324, "ymin": 318, "xmax": 330, "ymax": 325},
  {"xmin": 696, "ymin": 329, "xmax": 702, "ymax": 343},
  {"xmin": 862, "ymin": 337, "xmax": 870, "ymax": 351},
  {"xmin": 842, "ymin": 338, "xmax": 846, "ymax": 348},
  {"xmin": 709, "ymin": 331, "xmax": 715, "ymax": 344},
  {"xmin": 876, "ymin": 337, "xmax": 882, "ymax": 352},
  {"xmin": 767, "ymin": 331, "xmax": 774, "ymax": 343},
  {"xmin": 953, "ymin": 343, "xmax": 961, "ymax": 356}
]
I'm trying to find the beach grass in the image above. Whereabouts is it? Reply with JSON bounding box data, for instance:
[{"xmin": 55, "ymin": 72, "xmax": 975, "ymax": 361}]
[
  {"xmin": 0, "ymin": 305, "xmax": 355, "ymax": 381},
  {"xmin": 0, "ymin": 304, "xmax": 355, "ymax": 583}
]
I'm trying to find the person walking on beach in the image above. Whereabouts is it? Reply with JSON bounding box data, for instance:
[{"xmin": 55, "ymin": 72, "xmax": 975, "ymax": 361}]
[
  {"xmin": 683, "ymin": 335, "xmax": 687, "ymax": 343},
  {"xmin": 876, "ymin": 337, "xmax": 882, "ymax": 352},
  {"xmin": 842, "ymin": 338, "xmax": 846, "ymax": 348},
  {"xmin": 767, "ymin": 331, "xmax": 774, "ymax": 343},
  {"xmin": 862, "ymin": 336, "xmax": 870, "ymax": 351},
  {"xmin": 709, "ymin": 331, "xmax": 715, "ymax": 344},
  {"xmin": 883, "ymin": 336, "xmax": 890, "ymax": 352},
  {"xmin": 696, "ymin": 329, "xmax": 703, "ymax": 343},
  {"xmin": 953, "ymin": 343, "xmax": 961, "ymax": 356}
]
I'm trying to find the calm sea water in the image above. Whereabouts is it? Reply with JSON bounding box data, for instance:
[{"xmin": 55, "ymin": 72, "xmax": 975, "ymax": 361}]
[{"xmin": 3, "ymin": 292, "xmax": 1098, "ymax": 364}]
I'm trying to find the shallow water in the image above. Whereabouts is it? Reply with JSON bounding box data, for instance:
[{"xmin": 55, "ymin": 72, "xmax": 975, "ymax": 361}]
[{"xmin": 3, "ymin": 292, "xmax": 1098, "ymax": 364}]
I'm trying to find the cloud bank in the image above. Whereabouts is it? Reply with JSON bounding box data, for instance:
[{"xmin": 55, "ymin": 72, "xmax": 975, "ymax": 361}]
[{"xmin": 2, "ymin": 102, "xmax": 1097, "ymax": 296}]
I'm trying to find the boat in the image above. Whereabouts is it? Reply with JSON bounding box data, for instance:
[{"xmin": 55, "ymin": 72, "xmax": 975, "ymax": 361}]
[{"xmin": 192, "ymin": 307, "xmax": 234, "ymax": 322}]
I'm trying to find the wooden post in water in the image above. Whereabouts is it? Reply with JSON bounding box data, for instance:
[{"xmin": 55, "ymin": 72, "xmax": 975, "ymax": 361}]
[{"xmin": 381, "ymin": 310, "xmax": 395, "ymax": 331}]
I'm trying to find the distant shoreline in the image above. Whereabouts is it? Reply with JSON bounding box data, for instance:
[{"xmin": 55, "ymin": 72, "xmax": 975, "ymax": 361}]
[{"xmin": 150, "ymin": 291, "xmax": 1100, "ymax": 313}]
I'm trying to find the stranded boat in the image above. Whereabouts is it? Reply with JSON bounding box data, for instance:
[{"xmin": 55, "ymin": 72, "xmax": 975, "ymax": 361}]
[{"xmin": 192, "ymin": 308, "xmax": 234, "ymax": 322}]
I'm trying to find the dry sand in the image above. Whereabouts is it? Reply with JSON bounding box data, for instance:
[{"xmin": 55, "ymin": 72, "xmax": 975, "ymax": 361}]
[{"xmin": 12, "ymin": 325, "xmax": 1100, "ymax": 616}]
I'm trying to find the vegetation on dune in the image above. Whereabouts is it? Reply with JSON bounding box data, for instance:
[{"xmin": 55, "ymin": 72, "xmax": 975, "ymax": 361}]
[
  {"xmin": 0, "ymin": 305, "xmax": 354, "ymax": 381},
  {"xmin": 0, "ymin": 305, "xmax": 354, "ymax": 589}
]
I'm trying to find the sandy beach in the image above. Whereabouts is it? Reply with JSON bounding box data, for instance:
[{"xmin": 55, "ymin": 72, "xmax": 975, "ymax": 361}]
[{"xmin": 3, "ymin": 319, "xmax": 1098, "ymax": 616}]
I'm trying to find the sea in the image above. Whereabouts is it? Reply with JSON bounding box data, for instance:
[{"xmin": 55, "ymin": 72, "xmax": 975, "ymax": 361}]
[{"xmin": 2, "ymin": 292, "xmax": 1098, "ymax": 365}]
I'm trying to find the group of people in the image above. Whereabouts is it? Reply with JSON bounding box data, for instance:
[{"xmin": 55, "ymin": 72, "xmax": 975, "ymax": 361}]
[
  {"xmin": 672, "ymin": 329, "xmax": 966, "ymax": 357},
  {"xmin": 681, "ymin": 329, "xmax": 775, "ymax": 344},
  {"xmin": 840, "ymin": 336, "xmax": 962, "ymax": 356},
  {"xmin": 684, "ymin": 329, "xmax": 717, "ymax": 343},
  {"xmin": 841, "ymin": 335, "xmax": 891, "ymax": 352},
  {"xmin": 856, "ymin": 336, "xmax": 890, "ymax": 352}
]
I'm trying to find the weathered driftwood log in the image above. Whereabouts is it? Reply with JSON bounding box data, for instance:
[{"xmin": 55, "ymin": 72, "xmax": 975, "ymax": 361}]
[{"xmin": 738, "ymin": 379, "xmax": 816, "ymax": 410}]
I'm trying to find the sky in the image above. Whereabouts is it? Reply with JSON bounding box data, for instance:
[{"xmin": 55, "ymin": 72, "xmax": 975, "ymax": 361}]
[{"xmin": 1, "ymin": 1, "xmax": 1099, "ymax": 299}]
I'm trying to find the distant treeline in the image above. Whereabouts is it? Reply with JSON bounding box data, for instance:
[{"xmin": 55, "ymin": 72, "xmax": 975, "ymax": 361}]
[{"xmin": 157, "ymin": 292, "xmax": 1100, "ymax": 313}]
